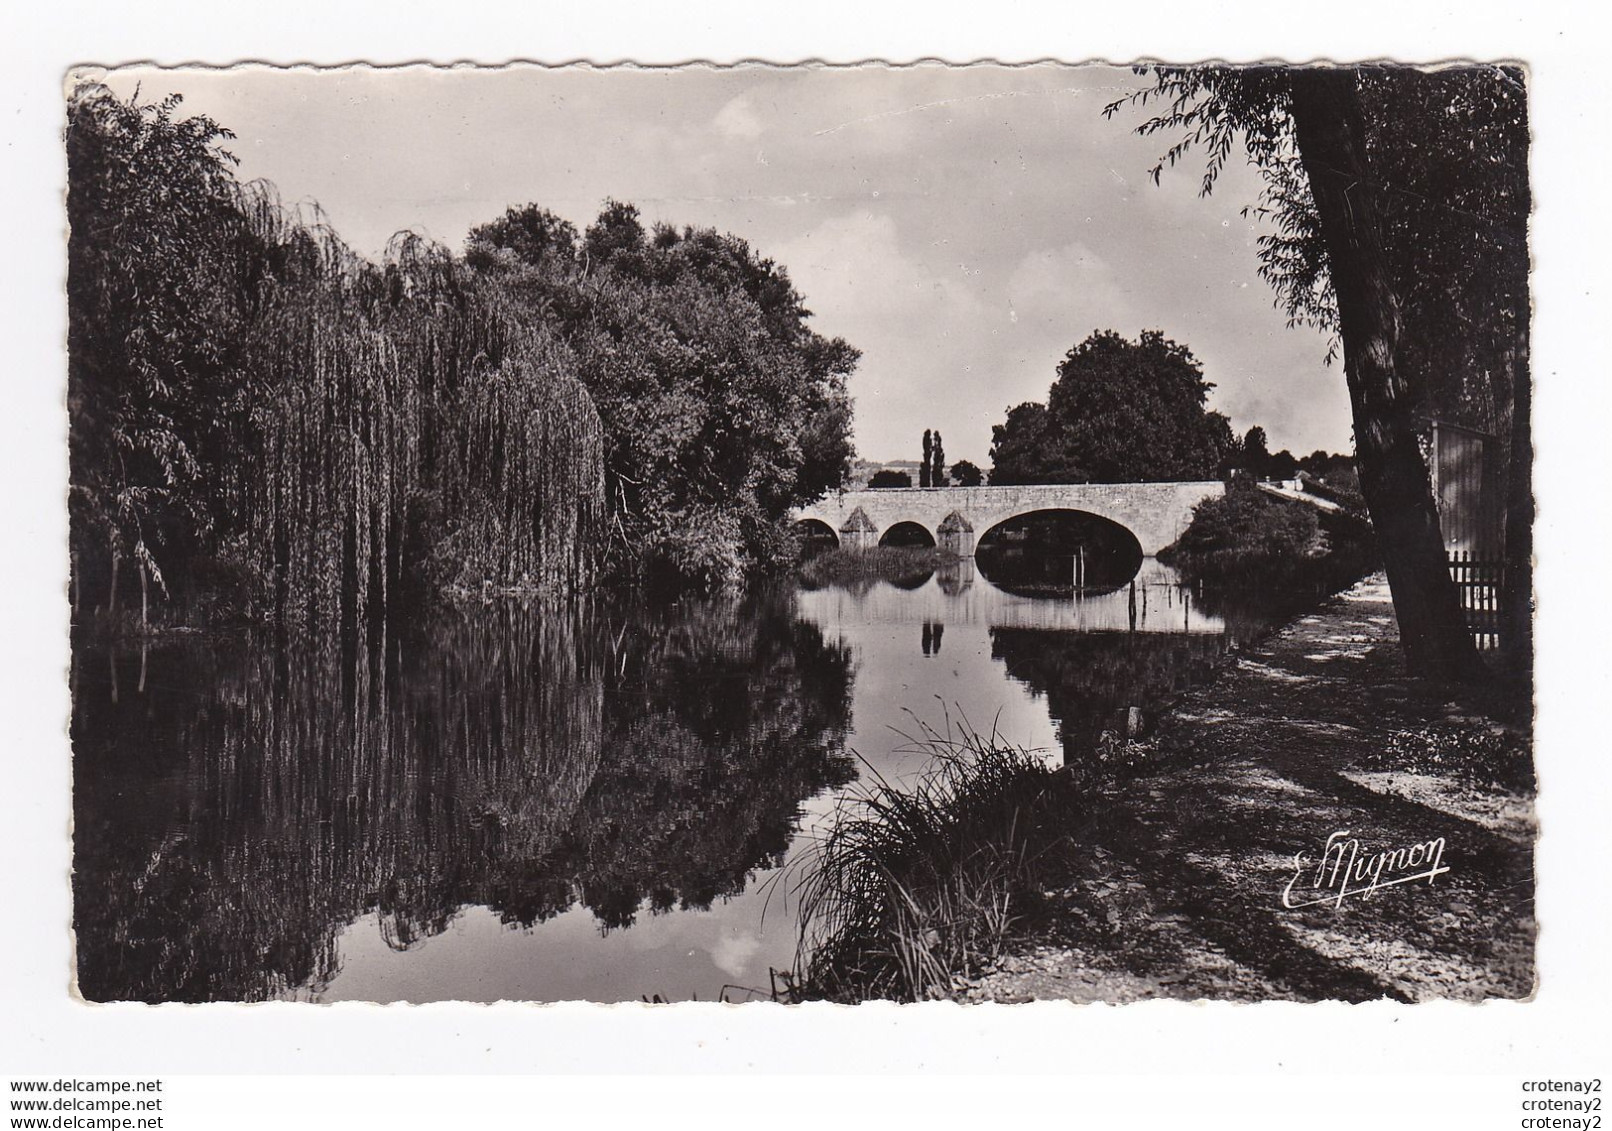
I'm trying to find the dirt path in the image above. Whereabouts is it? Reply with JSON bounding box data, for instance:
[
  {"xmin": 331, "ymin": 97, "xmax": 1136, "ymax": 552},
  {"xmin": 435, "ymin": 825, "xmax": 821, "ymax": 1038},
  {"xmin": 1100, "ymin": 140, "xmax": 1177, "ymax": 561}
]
[{"xmin": 957, "ymin": 574, "xmax": 1536, "ymax": 1003}]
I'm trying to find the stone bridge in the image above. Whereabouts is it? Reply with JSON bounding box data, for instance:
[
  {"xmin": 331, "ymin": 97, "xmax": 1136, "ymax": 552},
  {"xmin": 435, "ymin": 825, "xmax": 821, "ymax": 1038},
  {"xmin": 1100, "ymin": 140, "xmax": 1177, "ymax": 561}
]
[{"xmin": 792, "ymin": 481, "xmax": 1225, "ymax": 557}]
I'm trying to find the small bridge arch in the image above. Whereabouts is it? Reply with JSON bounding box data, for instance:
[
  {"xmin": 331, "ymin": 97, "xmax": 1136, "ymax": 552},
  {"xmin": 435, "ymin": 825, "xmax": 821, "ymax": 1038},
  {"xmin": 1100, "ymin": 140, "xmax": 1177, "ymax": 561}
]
[
  {"xmin": 878, "ymin": 520, "xmax": 936, "ymax": 548},
  {"xmin": 793, "ymin": 516, "xmax": 840, "ymax": 551}
]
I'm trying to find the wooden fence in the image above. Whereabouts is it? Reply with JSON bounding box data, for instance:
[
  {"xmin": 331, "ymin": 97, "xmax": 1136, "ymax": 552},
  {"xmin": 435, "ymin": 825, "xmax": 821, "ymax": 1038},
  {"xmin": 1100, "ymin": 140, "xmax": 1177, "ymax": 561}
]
[{"xmin": 1448, "ymin": 551, "xmax": 1504, "ymax": 651}]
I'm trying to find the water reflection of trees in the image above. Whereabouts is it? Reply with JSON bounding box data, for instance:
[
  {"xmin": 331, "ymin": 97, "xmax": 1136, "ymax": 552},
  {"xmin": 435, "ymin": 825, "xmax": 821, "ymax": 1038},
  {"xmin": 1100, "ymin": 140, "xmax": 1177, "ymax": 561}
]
[
  {"xmin": 71, "ymin": 593, "xmax": 854, "ymax": 1002},
  {"xmin": 990, "ymin": 629, "xmax": 1229, "ymax": 764},
  {"xmin": 494, "ymin": 598, "xmax": 857, "ymax": 932}
]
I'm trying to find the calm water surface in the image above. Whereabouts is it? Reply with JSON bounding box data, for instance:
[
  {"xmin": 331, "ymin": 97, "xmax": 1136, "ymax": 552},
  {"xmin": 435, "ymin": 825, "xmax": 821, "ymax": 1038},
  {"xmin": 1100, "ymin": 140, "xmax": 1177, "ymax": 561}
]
[{"xmin": 72, "ymin": 558, "xmax": 1283, "ymax": 1003}]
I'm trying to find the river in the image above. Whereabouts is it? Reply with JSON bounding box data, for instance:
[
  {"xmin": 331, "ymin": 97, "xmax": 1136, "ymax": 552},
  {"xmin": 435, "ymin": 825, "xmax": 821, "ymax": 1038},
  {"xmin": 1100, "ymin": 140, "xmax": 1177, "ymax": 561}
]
[{"xmin": 71, "ymin": 557, "xmax": 1294, "ymax": 1003}]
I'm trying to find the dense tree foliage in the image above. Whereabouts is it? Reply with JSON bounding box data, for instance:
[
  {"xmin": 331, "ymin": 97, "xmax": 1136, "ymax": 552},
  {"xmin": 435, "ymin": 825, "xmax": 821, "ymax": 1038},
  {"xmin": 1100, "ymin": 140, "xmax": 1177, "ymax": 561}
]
[
  {"xmin": 1163, "ymin": 484, "xmax": 1322, "ymax": 580},
  {"xmin": 67, "ymin": 89, "xmax": 246, "ymax": 616},
  {"xmin": 1162, "ymin": 481, "xmax": 1379, "ymax": 600},
  {"xmin": 869, "ymin": 469, "xmax": 913, "ymax": 489},
  {"xmin": 949, "ymin": 459, "xmax": 984, "ymax": 488},
  {"xmin": 988, "ymin": 330, "xmax": 1234, "ymax": 484},
  {"xmin": 1228, "ymin": 426, "xmax": 1305, "ymax": 481},
  {"xmin": 1107, "ymin": 65, "xmax": 1527, "ymax": 682},
  {"xmin": 466, "ymin": 200, "xmax": 859, "ymax": 591}
]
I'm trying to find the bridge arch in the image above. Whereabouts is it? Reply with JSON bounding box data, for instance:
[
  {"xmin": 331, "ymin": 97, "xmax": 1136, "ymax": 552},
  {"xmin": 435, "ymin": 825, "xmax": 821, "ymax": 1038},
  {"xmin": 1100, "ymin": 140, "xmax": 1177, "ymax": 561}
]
[
  {"xmin": 974, "ymin": 508, "xmax": 1145, "ymax": 591},
  {"xmin": 878, "ymin": 520, "xmax": 936, "ymax": 548},
  {"xmin": 976, "ymin": 507, "xmax": 1144, "ymax": 555},
  {"xmin": 793, "ymin": 517, "xmax": 839, "ymax": 552}
]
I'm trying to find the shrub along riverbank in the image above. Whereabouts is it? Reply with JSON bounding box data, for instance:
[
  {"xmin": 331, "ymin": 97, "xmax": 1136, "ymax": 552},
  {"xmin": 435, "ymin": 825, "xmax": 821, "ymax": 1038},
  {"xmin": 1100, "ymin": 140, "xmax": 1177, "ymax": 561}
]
[
  {"xmin": 1160, "ymin": 480, "xmax": 1377, "ymax": 596},
  {"xmin": 784, "ymin": 723, "xmax": 1071, "ymax": 1002}
]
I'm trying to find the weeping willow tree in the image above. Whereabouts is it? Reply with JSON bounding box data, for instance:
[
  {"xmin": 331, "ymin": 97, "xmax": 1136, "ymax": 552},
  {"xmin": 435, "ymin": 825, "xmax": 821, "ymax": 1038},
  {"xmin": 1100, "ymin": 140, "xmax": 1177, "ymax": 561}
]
[
  {"xmin": 67, "ymin": 86, "xmax": 605, "ymax": 632},
  {"xmin": 231, "ymin": 192, "xmax": 605, "ymax": 632}
]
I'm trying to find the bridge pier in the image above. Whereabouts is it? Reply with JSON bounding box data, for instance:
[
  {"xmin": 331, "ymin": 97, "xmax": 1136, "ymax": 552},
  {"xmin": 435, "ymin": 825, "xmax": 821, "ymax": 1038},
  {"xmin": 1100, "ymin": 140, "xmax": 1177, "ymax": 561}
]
[
  {"xmin": 839, "ymin": 506, "xmax": 879, "ymax": 552},
  {"xmin": 937, "ymin": 510, "xmax": 975, "ymax": 557}
]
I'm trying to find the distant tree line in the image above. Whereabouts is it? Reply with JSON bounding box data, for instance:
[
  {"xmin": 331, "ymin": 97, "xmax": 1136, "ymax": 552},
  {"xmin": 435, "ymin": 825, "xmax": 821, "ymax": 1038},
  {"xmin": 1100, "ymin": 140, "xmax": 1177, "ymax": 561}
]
[
  {"xmin": 865, "ymin": 441, "xmax": 982, "ymax": 490},
  {"xmin": 1231, "ymin": 426, "xmax": 1357, "ymax": 489},
  {"xmin": 67, "ymin": 86, "xmax": 858, "ymax": 631}
]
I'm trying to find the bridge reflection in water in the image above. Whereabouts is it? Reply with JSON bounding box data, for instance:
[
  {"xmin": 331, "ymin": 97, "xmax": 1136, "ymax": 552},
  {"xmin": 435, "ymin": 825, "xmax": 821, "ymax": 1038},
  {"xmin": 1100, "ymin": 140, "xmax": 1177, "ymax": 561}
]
[{"xmin": 800, "ymin": 557, "xmax": 1225, "ymax": 635}]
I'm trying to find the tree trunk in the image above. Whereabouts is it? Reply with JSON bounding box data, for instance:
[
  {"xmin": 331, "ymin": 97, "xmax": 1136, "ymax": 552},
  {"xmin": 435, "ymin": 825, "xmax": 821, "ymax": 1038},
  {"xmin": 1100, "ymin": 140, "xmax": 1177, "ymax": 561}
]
[
  {"xmin": 108, "ymin": 547, "xmax": 119, "ymax": 617},
  {"xmin": 1287, "ymin": 68, "xmax": 1486, "ymax": 682},
  {"xmin": 1502, "ymin": 303, "xmax": 1534, "ymax": 694}
]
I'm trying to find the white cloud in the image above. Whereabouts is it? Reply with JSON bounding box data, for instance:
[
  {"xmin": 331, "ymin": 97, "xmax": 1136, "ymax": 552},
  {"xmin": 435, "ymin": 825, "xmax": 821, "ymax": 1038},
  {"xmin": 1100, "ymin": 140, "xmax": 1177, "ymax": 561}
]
[
  {"xmin": 1007, "ymin": 240, "xmax": 1115, "ymax": 302},
  {"xmin": 772, "ymin": 210, "xmax": 997, "ymax": 458},
  {"xmin": 713, "ymin": 95, "xmax": 764, "ymax": 140},
  {"xmin": 709, "ymin": 932, "xmax": 761, "ymax": 978}
]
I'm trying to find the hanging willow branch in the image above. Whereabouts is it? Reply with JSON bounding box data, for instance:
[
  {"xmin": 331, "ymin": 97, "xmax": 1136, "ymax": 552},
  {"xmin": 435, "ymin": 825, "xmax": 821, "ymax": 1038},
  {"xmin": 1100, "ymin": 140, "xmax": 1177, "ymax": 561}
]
[{"xmin": 229, "ymin": 182, "xmax": 606, "ymax": 631}]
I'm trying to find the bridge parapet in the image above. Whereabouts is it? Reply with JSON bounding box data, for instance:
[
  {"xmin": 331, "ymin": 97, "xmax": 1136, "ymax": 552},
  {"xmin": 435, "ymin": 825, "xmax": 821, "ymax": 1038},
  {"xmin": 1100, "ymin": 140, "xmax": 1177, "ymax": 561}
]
[{"xmin": 793, "ymin": 481, "xmax": 1224, "ymax": 556}]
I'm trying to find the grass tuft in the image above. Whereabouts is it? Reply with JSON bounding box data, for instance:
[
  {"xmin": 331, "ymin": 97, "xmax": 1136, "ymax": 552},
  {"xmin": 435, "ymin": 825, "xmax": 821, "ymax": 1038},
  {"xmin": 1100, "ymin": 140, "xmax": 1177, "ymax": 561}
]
[{"xmin": 784, "ymin": 713, "xmax": 1072, "ymax": 1002}]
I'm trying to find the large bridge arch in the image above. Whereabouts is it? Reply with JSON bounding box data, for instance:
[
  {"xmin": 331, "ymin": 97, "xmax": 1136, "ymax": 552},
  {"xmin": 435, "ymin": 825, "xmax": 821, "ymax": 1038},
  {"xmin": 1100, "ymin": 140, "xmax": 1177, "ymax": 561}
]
[
  {"xmin": 974, "ymin": 507, "xmax": 1145, "ymax": 590},
  {"xmin": 975, "ymin": 507, "xmax": 1144, "ymax": 557}
]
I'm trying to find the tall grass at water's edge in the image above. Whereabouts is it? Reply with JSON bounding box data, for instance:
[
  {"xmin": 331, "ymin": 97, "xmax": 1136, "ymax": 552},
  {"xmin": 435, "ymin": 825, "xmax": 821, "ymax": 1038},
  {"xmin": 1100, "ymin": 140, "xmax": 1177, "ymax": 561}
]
[
  {"xmin": 782, "ymin": 716, "xmax": 1071, "ymax": 1003},
  {"xmin": 797, "ymin": 546, "xmax": 955, "ymax": 588}
]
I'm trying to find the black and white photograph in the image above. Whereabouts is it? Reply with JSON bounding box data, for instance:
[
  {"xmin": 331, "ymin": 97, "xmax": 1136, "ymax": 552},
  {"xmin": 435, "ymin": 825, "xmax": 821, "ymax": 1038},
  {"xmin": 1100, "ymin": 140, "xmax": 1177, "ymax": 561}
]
[{"xmin": 60, "ymin": 60, "xmax": 1538, "ymax": 1007}]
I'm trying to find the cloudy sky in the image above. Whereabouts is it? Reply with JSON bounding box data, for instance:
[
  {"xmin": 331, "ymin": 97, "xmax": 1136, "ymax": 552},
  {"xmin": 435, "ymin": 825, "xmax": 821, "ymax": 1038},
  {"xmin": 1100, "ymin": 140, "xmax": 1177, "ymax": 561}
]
[{"xmin": 96, "ymin": 63, "xmax": 1353, "ymax": 466}]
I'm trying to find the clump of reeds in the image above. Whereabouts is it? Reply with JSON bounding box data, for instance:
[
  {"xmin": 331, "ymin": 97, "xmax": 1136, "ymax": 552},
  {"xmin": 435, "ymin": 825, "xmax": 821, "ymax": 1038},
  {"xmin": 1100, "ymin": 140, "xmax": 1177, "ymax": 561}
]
[
  {"xmin": 786, "ymin": 714, "xmax": 1070, "ymax": 1002},
  {"xmin": 798, "ymin": 546, "xmax": 952, "ymax": 589}
]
